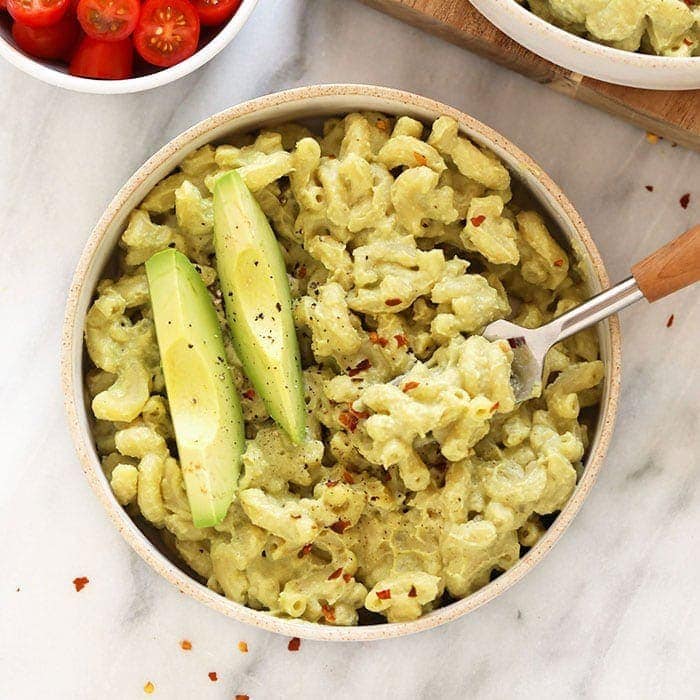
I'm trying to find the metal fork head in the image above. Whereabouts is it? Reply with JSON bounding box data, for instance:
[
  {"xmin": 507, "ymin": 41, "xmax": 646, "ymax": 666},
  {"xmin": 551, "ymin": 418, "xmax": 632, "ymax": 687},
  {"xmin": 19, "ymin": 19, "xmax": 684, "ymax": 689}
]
[{"xmin": 482, "ymin": 318, "xmax": 561, "ymax": 402}]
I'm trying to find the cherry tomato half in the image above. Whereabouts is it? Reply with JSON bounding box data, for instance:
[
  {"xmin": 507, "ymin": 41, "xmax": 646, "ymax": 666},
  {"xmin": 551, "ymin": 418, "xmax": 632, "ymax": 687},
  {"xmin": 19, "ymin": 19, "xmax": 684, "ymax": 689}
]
[
  {"xmin": 12, "ymin": 14, "xmax": 79, "ymax": 60},
  {"xmin": 69, "ymin": 34, "xmax": 133, "ymax": 78},
  {"xmin": 133, "ymin": 0, "xmax": 199, "ymax": 68},
  {"xmin": 7, "ymin": 0, "xmax": 69, "ymax": 28},
  {"xmin": 76, "ymin": 0, "xmax": 140, "ymax": 42},
  {"xmin": 191, "ymin": 0, "xmax": 239, "ymax": 27}
]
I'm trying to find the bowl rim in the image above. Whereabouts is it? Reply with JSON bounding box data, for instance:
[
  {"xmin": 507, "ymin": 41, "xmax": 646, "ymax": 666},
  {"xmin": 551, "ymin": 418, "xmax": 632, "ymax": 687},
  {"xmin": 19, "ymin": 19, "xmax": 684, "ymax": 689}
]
[
  {"xmin": 61, "ymin": 83, "xmax": 621, "ymax": 641},
  {"xmin": 0, "ymin": 0, "xmax": 259, "ymax": 94},
  {"xmin": 470, "ymin": 0, "xmax": 700, "ymax": 90}
]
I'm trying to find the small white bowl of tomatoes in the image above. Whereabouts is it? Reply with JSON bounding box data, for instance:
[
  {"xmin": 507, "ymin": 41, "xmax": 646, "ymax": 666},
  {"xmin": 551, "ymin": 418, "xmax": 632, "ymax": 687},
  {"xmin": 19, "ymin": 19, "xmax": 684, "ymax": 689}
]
[{"xmin": 0, "ymin": 0, "xmax": 258, "ymax": 93}]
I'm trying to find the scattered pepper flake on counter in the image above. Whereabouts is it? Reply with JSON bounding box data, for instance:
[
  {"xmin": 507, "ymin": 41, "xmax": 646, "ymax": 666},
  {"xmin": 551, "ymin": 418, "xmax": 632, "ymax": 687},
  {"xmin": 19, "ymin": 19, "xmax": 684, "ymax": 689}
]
[
  {"xmin": 208, "ymin": 672, "xmax": 218, "ymax": 682},
  {"xmin": 238, "ymin": 641, "xmax": 249, "ymax": 654},
  {"xmin": 376, "ymin": 589, "xmax": 391, "ymax": 600},
  {"xmin": 73, "ymin": 576, "xmax": 89, "ymax": 592},
  {"xmin": 645, "ymin": 132, "xmax": 660, "ymax": 144},
  {"xmin": 180, "ymin": 640, "xmax": 192, "ymax": 651},
  {"xmin": 143, "ymin": 681, "xmax": 155, "ymax": 694},
  {"xmin": 666, "ymin": 314, "xmax": 675, "ymax": 328},
  {"xmin": 680, "ymin": 193, "xmax": 690, "ymax": 209},
  {"xmin": 470, "ymin": 215, "xmax": 486, "ymax": 227},
  {"xmin": 287, "ymin": 637, "xmax": 301, "ymax": 652},
  {"xmin": 645, "ymin": 185, "xmax": 654, "ymax": 192},
  {"xmin": 235, "ymin": 695, "xmax": 250, "ymax": 700}
]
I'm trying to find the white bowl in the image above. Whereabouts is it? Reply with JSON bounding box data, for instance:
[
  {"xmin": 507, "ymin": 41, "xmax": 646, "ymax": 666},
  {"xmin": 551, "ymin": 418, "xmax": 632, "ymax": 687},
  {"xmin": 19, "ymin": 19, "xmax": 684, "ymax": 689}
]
[
  {"xmin": 61, "ymin": 84, "xmax": 621, "ymax": 641},
  {"xmin": 471, "ymin": 0, "xmax": 700, "ymax": 90},
  {"xmin": 0, "ymin": 0, "xmax": 258, "ymax": 94}
]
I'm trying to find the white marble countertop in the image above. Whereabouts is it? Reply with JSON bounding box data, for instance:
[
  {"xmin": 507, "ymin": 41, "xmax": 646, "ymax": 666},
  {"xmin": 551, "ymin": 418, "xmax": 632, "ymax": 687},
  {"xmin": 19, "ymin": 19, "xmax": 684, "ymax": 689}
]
[{"xmin": 1, "ymin": 1, "xmax": 699, "ymax": 697}]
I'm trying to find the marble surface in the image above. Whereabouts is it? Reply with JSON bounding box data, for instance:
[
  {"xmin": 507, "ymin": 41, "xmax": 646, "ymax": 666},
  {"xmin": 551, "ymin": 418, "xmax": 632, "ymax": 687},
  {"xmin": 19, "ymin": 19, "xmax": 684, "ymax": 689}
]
[{"xmin": 1, "ymin": 1, "xmax": 699, "ymax": 698}]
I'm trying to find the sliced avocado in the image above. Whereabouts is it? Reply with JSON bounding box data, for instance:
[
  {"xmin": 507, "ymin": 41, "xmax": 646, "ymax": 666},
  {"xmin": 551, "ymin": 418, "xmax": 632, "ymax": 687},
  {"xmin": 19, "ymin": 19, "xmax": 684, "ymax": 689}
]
[
  {"xmin": 213, "ymin": 170, "xmax": 306, "ymax": 444},
  {"xmin": 145, "ymin": 249, "xmax": 245, "ymax": 528}
]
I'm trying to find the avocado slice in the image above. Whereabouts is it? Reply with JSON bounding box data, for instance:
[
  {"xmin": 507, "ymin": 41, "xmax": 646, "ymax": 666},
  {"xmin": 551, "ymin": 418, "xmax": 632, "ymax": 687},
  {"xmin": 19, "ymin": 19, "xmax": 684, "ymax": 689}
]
[
  {"xmin": 145, "ymin": 249, "xmax": 245, "ymax": 528},
  {"xmin": 213, "ymin": 170, "xmax": 306, "ymax": 444}
]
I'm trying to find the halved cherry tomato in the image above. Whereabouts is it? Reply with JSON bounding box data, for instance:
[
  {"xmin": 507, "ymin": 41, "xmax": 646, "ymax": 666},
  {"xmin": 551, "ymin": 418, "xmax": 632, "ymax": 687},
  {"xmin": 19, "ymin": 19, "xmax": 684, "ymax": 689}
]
[
  {"xmin": 191, "ymin": 0, "xmax": 239, "ymax": 27},
  {"xmin": 133, "ymin": 0, "xmax": 199, "ymax": 67},
  {"xmin": 76, "ymin": 0, "xmax": 140, "ymax": 41},
  {"xmin": 12, "ymin": 14, "xmax": 79, "ymax": 60},
  {"xmin": 7, "ymin": 0, "xmax": 69, "ymax": 27},
  {"xmin": 69, "ymin": 34, "xmax": 133, "ymax": 78}
]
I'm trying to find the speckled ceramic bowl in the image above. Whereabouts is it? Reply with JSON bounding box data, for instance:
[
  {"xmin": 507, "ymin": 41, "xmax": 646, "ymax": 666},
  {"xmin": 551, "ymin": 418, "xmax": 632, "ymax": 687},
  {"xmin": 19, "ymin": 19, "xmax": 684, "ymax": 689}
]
[
  {"xmin": 471, "ymin": 0, "xmax": 700, "ymax": 90},
  {"xmin": 0, "ymin": 0, "xmax": 258, "ymax": 94},
  {"xmin": 61, "ymin": 84, "xmax": 621, "ymax": 641}
]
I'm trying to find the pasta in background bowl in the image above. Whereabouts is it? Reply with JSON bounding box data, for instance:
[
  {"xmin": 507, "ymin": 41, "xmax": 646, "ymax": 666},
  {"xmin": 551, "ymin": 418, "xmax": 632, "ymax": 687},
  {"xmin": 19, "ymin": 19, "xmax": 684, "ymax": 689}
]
[
  {"xmin": 62, "ymin": 85, "xmax": 621, "ymax": 641},
  {"xmin": 471, "ymin": 0, "xmax": 700, "ymax": 89}
]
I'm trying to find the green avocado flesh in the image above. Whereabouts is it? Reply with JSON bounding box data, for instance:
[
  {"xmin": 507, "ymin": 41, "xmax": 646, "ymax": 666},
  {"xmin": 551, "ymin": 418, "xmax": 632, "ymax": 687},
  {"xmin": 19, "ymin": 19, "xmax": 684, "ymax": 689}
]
[
  {"xmin": 145, "ymin": 249, "xmax": 245, "ymax": 528},
  {"xmin": 213, "ymin": 170, "xmax": 306, "ymax": 444}
]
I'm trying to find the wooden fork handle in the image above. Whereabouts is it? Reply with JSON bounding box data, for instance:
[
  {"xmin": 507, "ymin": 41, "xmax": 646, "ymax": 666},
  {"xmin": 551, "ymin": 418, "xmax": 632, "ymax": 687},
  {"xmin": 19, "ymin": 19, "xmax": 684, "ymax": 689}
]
[{"xmin": 631, "ymin": 225, "xmax": 700, "ymax": 302}]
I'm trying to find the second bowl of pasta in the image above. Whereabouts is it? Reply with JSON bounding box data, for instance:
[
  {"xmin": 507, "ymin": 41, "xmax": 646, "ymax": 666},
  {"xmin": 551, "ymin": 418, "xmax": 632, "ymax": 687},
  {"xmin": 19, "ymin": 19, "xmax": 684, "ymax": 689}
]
[{"xmin": 62, "ymin": 84, "xmax": 621, "ymax": 641}]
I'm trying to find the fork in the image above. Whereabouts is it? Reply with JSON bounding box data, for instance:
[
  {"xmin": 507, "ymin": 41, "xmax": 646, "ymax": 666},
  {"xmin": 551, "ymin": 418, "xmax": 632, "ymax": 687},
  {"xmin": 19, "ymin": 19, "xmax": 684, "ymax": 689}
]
[{"xmin": 483, "ymin": 225, "xmax": 700, "ymax": 402}]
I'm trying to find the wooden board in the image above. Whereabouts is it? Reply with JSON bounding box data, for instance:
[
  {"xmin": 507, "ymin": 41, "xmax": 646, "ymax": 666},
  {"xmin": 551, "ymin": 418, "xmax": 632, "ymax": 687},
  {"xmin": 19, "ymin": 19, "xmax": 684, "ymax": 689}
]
[{"xmin": 360, "ymin": 0, "xmax": 700, "ymax": 151}]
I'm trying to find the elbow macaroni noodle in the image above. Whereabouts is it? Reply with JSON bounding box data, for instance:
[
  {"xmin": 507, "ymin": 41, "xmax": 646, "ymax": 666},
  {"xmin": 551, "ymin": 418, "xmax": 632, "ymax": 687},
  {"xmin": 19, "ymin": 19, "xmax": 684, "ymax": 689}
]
[
  {"xmin": 85, "ymin": 113, "xmax": 604, "ymax": 626},
  {"xmin": 517, "ymin": 0, "xmax": 700, "ymax": 56}
]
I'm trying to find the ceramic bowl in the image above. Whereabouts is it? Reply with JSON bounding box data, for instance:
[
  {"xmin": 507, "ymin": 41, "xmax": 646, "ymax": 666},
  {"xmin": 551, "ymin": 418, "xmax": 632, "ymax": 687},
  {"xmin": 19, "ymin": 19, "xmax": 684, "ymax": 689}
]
[
  {"xmin": 471, "ymin": 0, "xmax": 700, "ymax": 90},
  {"xmin": 0, "ymin": 0, "xmax": 258, "ymax": 94},
  {"xmin": 61, "ymin": 84, "xmax": 621, "ymax": 641}
]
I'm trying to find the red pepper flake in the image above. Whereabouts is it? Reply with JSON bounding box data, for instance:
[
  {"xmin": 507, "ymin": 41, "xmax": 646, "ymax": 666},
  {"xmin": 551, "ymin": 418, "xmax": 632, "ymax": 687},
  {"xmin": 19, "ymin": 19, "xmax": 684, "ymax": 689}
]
[
  {"xmin": 236, "ymin": 696, "xmax": 250, "ymax": 700},
  {"xmin": 343, "ymin": 573, "xmax": 352, "ymax": 583},
  {"xmin": 645, "ymin": 185, "xmax": 654, "ymax": 192},
  {"xmin": 288, "ymin": 637, "xmax": 301, "ymax": 652},
  {"xmin": 208, "ymin": 672, "xmax": 218, "ymax": 682},
  {"xmin": 349, "ymin": 407, "xmax": 370, "ymax": 420},
  {"xmin": 238, "ymin": 641, "xmax": 249, "ymax": 653},
  {"xmin": 348, "ymin": 358, "xmax": 371, "ymax": 376},
  {"xmin": 342, "ymin": 470, "xmax": 355, "ymax": 484},
  {"xmin": 666, "ymin": 314, "xmax": 675, "ymax": 328},
  {"xmin": 369, "ymin": 331, "xmax": 388, "ymax": 347},
  {"xmin": 470, "ymin": 215, "xmax": 486, "ymax": 227},
  {"xmin": 394, "ymin": 334, "xmax": 408, "ymax": 347},
  {"xmin": 680, "ymin": 193, "xmax": 690, "ymax": 209},
  {"xmin": 326, "ymin": 479, "xmax": 339, "ymax": 487},
  {"xmin": 321, "ymin": 604, "xmax": 336, "ymax": 623},
  {"xmin": 376, "ymin": 119, "xmax": 389, "ymax": 132},
  {"xmin": 385, "ymin": 298, "xmax": 402, "ymax": 307},
  {"xmin": 376, "ymin": 589, "xmax": 391, "ymax": 600},
  {"xmin": 408, "ymin": 585, "xmax": 417, "ymax": 598},
  {"xmin": 298, "ymin": 543, "xmax": 313, "ymax": 558},
  {"xmin": 180, "ymin": 640, "xmax": 192, "ymax": 651},
  {"xmin": 553, "ymin": 259, "xmax": 564, "ymax": 267},
  {"xmin": 242, "ymin": 389, "xmax": 256, "ymax": 400},
  {"xmin": 491, "ymin": 402, "xmax": 499, "ymax": 412},
  {"xmin": 339, "ymin": 411, "xmax": 359, "ymax": 432},
  {"xmin": 297, "ymin": 265, "xmax": 307, "ymax": 279},
  {"xmin": 328, "ymin": 567, "xmax": 344, "ymax": 580},
  {"xmin": 330, "ymin": 519, "xmax": 351, "ymax": 534},
  {"xmin": 684, "ymin": 37, "xmax": 693, "ymax": 45},
  {"xmin": 73, "ymin": 577, "xmax": 89, "ymax": 592},
  {"xmin": 413, "ymin": 151, "xmax": 428, "ymax": 166},
  {"xmin": 402, "ymin": 381, "xmax": 419, "ymax": 392}
]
